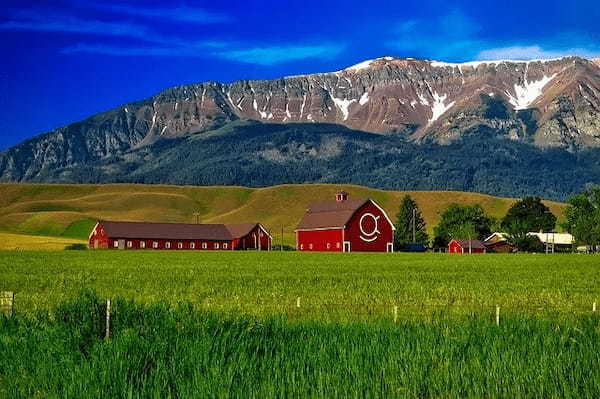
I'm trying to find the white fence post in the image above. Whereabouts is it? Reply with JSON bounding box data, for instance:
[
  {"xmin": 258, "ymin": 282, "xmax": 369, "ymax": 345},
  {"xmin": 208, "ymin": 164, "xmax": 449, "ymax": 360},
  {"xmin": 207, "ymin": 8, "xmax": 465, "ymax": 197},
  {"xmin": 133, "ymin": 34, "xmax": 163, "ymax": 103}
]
[
  {"xmin": 495, "ymin": 306, "xmax": 500, "ymax": 326},
  {"xmin": 105, "ymin": 299, "xmax": 111, "ymax": 339},
  {"xmin": 296, "ymin": 297, "xmax": 300, "ymax": 308},
  {"xmin": 0, "ymin": 292, "xmax": 14, "ymax": 317},
  {"xmin": 593, "ymin": 302, "xmax": 597, "ymax": 312},
  {"xmin": 393, "ymin": 306, "xmax": 398, "ymax": 323}
]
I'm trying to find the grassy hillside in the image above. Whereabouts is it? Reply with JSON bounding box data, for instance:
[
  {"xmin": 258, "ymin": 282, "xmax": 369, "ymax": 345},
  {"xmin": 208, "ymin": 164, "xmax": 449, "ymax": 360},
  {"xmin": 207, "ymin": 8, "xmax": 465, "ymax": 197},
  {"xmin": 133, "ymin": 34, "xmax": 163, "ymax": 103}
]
[
  {"xmin": 0, "ymin": 183, "xmax": 567, "ymax": 246},
  {"xmin": 0, "ymin": 232, "xmax": 86, "ymax": 250}
]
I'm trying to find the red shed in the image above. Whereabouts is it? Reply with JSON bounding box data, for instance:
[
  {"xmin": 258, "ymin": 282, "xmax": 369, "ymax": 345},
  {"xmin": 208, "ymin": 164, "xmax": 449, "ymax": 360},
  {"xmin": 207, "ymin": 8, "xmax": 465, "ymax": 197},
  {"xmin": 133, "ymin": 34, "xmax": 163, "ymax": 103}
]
[
  {"xmin": 448, "ymin": 239, "xmax": 487, "ymax": 254},
  {"xmin": 295, "ymin": 192, "xmax": 395, "ymax": 252},
  {"xmin": 88, "ymin": 221, "xmax": 271, "ymax": 251}
]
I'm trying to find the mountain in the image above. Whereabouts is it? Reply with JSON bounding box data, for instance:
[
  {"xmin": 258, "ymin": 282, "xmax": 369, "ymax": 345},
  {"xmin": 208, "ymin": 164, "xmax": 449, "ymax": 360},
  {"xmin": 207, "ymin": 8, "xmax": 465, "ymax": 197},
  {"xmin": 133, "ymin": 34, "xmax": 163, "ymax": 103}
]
[{"xmin": 1, "ymin": 56, "xmax": 600, "ymax": 199}]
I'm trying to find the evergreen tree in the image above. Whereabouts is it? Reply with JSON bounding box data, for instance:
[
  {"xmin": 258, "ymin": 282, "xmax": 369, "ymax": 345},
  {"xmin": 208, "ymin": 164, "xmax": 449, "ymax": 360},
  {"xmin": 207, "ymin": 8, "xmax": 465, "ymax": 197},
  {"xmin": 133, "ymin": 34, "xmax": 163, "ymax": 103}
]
[{"xmin": 394, "ymin": 195, "xmax": 429, "ymax": 250}]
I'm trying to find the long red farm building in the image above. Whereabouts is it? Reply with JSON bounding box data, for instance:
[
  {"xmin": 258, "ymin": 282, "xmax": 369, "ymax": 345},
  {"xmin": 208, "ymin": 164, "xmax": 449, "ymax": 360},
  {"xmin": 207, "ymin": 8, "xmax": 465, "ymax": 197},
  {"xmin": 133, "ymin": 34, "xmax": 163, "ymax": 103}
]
[
  {"xmin": 295, "ymin": 192, "xmax": 395, "ymax": 252},
  {"xmin": 89, "ymin": 221, "xmax": 272, "ymax": 250}
]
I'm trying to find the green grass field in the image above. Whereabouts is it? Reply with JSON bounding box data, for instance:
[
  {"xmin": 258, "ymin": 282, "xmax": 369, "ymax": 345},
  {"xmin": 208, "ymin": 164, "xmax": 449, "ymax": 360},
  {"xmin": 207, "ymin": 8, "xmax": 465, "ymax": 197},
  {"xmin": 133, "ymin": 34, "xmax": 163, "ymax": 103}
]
[
  {"xmin": 0, "ymin": 183, "xmax": 567, "ymax": 247},
  {"xmin": 2, "ymin": 251, "xmax": 598, "ymax": 320},
  {"xmin": 2, "ymin": 251, "xmax": 599, "ymax": 397}
]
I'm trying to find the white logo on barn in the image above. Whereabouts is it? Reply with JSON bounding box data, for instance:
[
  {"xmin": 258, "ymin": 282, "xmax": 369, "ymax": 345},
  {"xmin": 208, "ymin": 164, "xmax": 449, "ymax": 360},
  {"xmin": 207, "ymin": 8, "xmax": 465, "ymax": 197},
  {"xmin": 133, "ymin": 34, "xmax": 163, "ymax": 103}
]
[{"xmin": 359, "ymin": 213, "xmax": 380, "ymax": 242}]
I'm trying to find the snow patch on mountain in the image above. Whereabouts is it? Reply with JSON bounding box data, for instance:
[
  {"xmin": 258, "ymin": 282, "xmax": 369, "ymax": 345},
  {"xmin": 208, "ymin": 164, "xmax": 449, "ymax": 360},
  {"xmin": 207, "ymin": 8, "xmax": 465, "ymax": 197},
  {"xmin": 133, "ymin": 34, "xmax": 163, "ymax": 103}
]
[
  {"xmin": 430, "ymin": 58, "xmax": 564, "ymax": 70},
  {"xmin": 359, "ymin": 92, "xmax": 369, "ymax": 105},
  {"xmin": 506, "ymin": 74, "xmax": 557, "ymax": 110},
  {"xmin": 428, "ymin": 93, "xmax": 455, "ymax": 125},
  {"xmin": 330, "ymin": 95, "xmax": 356, "ymax": 120}
]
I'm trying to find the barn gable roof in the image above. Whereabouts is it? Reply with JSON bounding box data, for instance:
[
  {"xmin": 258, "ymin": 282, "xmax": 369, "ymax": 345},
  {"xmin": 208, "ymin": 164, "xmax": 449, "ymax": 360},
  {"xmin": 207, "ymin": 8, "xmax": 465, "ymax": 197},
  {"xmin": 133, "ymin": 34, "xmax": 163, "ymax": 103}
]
[
  {"xmin": 98, "ymin": 221, "xmax": 264, "ymax": 240},
  {"xmin": 296, "ymin": 198, "xmax": 395, "ymax": 231},
  {"xmin": 451, "ymin": 239, "xmax": 487, "ymax": 249}
]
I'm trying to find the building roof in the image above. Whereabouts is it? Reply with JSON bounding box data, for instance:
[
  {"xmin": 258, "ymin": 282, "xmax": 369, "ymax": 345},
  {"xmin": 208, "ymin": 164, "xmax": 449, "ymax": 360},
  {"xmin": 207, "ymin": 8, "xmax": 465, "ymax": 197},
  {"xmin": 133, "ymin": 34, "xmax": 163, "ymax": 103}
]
[
  {"xmin": 97, "ymin": 221, "xmax": 264, "ymax": 240},
  {"xmin": 451, "ymin": 239, "xmax": 487, "ymax": 249},
  {"xmin": 484, "ymin": 232, "xmax": 508, "ymax": 242},
  {"xmin": 528, "ymin": 232, "xmax": 574, "ymax": 245},
  {"xmin": 295, "ymin": 198, "xmax": 369, "ymax": 230}
]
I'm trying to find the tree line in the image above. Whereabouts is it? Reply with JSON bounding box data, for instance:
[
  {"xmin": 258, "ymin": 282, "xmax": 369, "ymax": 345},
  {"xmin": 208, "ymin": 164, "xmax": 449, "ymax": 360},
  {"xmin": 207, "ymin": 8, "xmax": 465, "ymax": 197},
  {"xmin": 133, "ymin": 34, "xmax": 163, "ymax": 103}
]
[{"xmin": 393, "ymin": 187, "xmax": 600, "ymax": 252}]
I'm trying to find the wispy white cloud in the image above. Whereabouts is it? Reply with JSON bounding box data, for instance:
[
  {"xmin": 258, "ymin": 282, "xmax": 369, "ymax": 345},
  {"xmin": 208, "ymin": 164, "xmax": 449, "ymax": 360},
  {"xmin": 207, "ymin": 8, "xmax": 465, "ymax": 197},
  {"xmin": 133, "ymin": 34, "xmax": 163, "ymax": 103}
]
[
  {"xmin": 0, "ymin": 10, "xmax": 150, "ymax": 39},
  {"xmin": 387, "ymin": 10, "xmax": 600, "ymax": 62},
  {"xmin": 63, "ymin": 42, "xmax": 346, "ymax": 65},
  {"xmin": 215, "ymin": 44, "xmax": 345, "ymax": 65},
  {"xmin": 94, "ymin": 3, "xmax": 232, "ymax": 24},
  {"xmin": 476, "ymin": 45, "xmax": 600, "ymax": 60},
  {"xmin": 2, "ymin": 6, "xmax": 344, "ymax": 65}
]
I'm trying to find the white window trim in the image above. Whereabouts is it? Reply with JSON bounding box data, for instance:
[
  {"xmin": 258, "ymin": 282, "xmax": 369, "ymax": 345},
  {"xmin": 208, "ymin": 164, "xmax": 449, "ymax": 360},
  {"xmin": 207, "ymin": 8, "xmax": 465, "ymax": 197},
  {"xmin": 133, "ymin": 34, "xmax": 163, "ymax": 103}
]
[
  {"xmin": 214, "ymin": 243, "xmax": 219, "ymax": 249},
  {"xmin": 190, "ymin": 242, "xmax": 195, "ymax": 249},
  {"xmin": 165, "ymin": 242, "xmax": 171, "ymax": 249},
  {"xmin": 202, "ymin": 243, "xmax": 207, "ymax": 249},
  {"xmin": 127, "ymin": 241, "xmax": 132, "ymax": 248},
  {"xmin": 223, "ymin": 243, "xmax": 228, "ymax": 249},
  {"xmin": 113, "ymin": 241, "xmax": 119, "ymax": 248},
  {"xmin": 140, "ymin": 241, "xmax": 146, "ymax": 249},
  {"xmin": 178, "ymin": 242, "xmax": 183, "ymax": 249}
]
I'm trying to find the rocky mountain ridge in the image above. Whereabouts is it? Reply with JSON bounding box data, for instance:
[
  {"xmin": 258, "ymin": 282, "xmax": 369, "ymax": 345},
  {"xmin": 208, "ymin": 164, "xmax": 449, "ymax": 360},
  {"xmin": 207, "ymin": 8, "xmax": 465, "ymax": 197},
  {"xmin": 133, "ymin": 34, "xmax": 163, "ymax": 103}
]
[{"xmin": 2, "ymin": 56, "xmax": 600, "ymax": 182}]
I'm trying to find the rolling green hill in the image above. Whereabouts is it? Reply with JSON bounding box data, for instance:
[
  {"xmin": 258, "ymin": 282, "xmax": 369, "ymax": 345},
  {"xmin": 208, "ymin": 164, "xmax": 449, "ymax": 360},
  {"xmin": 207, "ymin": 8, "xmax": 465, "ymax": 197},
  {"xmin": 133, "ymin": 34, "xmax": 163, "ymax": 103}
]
[{"xmin": 0, "ymin": 183, "xmax": 566, "ymax": 247}]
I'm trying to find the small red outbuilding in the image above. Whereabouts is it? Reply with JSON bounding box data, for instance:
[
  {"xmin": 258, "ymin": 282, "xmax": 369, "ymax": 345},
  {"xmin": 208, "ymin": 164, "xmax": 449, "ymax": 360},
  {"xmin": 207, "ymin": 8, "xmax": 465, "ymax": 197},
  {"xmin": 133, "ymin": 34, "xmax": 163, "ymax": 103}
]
[
  {"xmin": 89, "ymin": 221, "xmax": 271, "ymax": 250},
  {"xmin": 448, "ymin": 239, "xmax": 487, "ymax": 254},
  {"xmin": 295, "ymin": 192, "xmax": 395, "ymax": 252}
]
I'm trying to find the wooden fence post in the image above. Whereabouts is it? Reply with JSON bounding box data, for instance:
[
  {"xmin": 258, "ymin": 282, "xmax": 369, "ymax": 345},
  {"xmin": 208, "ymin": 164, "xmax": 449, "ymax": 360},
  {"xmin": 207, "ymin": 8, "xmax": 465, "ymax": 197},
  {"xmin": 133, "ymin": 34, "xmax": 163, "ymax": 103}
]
[
  {"xmin": 495, "ymin": 306, "xmax": 500, "ymax": 326},
  {"xmin": 0, "ymin": 292, "xmax": 14, "ymax": 317},
  {"xmin": 393, "ymin": 306, "xmax": 398, "ymax": 323},
  {"xmin": 296, "ymin": 297, "xmax": 301, "ymax": 308},
  {"xmin": 594, "ymin": 302, "xmax": 597, "ymax": 312},
  {"xmin": 105, "ymin": 299, "xmax": 111, "ymax": 340}
]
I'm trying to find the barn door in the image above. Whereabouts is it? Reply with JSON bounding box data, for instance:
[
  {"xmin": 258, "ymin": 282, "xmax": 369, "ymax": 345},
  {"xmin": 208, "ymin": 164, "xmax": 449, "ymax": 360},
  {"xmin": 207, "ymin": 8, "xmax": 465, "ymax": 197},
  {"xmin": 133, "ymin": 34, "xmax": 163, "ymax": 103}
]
[
  {"xmin": 343, "ymin": 241, "xmax": 351, "ymax": 253},
  {"xmin": 118, "ymin": 239, "xmax": 125, "ymax": 250},
  {"xmin": 386, "ymin": 242, "xmax": 393, "ymax": 253}
]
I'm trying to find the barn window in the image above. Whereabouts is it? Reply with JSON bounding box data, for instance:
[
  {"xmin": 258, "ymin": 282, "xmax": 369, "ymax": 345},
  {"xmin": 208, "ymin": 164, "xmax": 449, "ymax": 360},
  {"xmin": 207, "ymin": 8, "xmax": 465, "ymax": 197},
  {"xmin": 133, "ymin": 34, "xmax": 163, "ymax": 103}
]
[
  {"xmin": 190, "ymin": 242, "xmax": 195, "ymax": 249},
  {"xmin": 178, "ymin": 242, "xmax": 183, "ymax": 249},
  {"xmin": 202, "ymin": 242, "xmax": 207, "ymax": 249},
  {"xmin": 327, "ymin": 243, "xmax": 331, "ymax": 249},
  {"xmin": 309, "ymin": 243, "xmax": 313, "ymax": 250},
  {"xmin": 140, "ymin": 241, "xmax": 146, "ymax": 249},
  {"xmin": 127, "ymin": 241, "xmax": 132, "ymax": 248},
  {"xmin": 214, "ymin": 243, "xmax": 219, "ymax": 249},
  {"xmin": 113, "ymin": 241, "xmax": 119, "ymax": 248},
  {"xmin": 166, "ymin": 242, "xmax": 171, "ymax": 249},
  {"xmin": 153, "ymin": 241, "xmax": 158, "ymax": 249},
  {"xmin": 223, "ymin": 243, "xmax": 228, "ymax": 249},
  {"xmin": 300, "ymin": 244, "xmax": 304, "ymax": 250}
]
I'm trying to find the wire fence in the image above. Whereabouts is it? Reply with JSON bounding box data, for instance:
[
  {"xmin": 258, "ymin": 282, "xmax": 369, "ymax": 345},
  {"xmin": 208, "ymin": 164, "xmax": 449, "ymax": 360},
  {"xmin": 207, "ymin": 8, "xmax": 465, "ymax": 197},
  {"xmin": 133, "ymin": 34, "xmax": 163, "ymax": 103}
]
[{"xmin": 2, "ymin": 291, "xmax": 598, "ymax": 324}]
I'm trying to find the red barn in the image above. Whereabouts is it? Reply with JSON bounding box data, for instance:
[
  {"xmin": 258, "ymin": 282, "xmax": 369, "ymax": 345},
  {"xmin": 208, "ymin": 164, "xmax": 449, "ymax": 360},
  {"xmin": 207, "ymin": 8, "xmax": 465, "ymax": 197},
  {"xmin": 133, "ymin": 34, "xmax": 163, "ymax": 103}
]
[
  {"xmin": 295, "ymin": 192, "xmax": 395, "ymax": 252},
  {"xmin": 448, "ymin": 239, "xmax": 487, "ymax": 254},
  {"xmin": 88, "ymin": 221, "xmax": 271, "ymax": 251}
]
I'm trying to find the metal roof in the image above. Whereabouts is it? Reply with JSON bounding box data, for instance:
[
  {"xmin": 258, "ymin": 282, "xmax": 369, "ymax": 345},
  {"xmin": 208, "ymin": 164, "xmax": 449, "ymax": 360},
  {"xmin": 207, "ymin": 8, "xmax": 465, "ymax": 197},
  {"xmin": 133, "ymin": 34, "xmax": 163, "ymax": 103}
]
[
  {"xmin": 295, "ymin": 198, "xmax": 369, "ymax": 230},
  {"xmin": 451, "ymin": 239, "xmax": 487, "ymax": 249},
  {"xmin": 98, "ymin": 221, "xmax": 262, "ymax": 240}
]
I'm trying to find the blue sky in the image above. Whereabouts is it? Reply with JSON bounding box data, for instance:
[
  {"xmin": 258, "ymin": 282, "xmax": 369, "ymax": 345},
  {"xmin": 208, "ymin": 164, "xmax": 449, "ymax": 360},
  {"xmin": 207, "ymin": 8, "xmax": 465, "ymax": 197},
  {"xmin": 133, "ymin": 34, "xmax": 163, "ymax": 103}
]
[{"xmin": 1, "ymin": 0, "xmax": 600, "ymax": 149}]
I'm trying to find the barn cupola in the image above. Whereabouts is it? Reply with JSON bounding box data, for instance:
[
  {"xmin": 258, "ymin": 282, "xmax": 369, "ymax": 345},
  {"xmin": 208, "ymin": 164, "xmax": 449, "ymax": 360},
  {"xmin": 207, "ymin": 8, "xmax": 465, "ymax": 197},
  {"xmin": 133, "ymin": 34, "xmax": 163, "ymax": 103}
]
[{"xmin": 336, "ymin": 191, "xmax": 349, "ymax": 202}]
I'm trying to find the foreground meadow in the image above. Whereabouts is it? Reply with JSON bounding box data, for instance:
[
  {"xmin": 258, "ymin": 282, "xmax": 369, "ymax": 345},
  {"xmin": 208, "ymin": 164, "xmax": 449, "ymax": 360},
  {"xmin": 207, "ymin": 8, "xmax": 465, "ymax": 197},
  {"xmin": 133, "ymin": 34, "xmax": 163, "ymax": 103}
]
[
  {"xmin": 2, "ymin": 252, "xmax": 599, "ymax": 397},
  {"xmin": 1, "ymin": 251, "xmax": 598, "ymax": 320},
  {"xmin": 1, "ymin": 292, "xmax": 599, "ymax": 398}
]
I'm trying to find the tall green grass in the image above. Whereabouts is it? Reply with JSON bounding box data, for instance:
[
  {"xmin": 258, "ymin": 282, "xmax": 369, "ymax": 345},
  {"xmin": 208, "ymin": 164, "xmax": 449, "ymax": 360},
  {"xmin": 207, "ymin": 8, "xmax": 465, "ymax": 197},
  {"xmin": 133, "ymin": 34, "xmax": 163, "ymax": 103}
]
[
  {"xmin": 1, "ymin": 291, "xmax": 599, "ymax": 398},
  {"xmin": 2, "ymin": 251, "xmax": 599, "ymax": 320}
]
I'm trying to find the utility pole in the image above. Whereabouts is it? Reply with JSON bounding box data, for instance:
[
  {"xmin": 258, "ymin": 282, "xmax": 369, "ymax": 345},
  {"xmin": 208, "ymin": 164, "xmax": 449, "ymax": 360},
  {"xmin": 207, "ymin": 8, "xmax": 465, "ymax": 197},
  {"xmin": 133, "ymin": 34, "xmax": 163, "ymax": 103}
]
[
  {"xmin": 193, "ymin": 212, "xmax": 201, "ymax": 224},
  {"xmin": 412, "ymin": 207, "xmax": 416, "ymax": 243}
]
